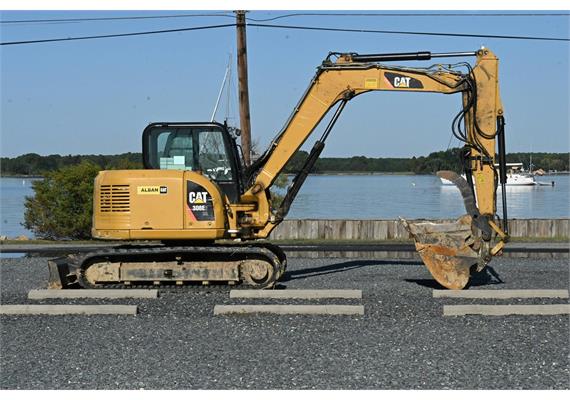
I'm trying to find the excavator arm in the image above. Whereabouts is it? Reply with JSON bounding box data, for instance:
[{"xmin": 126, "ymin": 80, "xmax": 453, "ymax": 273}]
[{"xmin": 238, "ymin": 48, "xmax": 508, "ymax": 289}]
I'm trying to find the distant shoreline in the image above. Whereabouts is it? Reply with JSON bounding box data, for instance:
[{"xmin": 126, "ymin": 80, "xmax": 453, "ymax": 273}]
[
  {"xmin": 2, "ymin": 150, "xmax": 568, "ymax": 177},
  {"xmin": 286, "ymin": 171, "xmax": 418, "ymax": 176},
  {"xmin": 2, "ymin": 171, "xmax": 569, "ymax": 179}
]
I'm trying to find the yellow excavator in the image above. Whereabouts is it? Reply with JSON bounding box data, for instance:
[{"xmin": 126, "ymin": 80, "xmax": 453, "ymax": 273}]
[{"xmin": 49, "ymin": 48, "xmax": 509, "ymax": 290}]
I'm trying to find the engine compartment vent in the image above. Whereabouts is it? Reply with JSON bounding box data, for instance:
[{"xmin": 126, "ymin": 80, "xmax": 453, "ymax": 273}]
[{"xmin": 100, "ymin": 185, "xmax": 130, "ymax": 213}]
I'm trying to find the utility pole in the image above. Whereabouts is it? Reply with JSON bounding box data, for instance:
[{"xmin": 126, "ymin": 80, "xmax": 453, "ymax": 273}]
[{"xmin": 235, "ymin": 10, "xmax": 252, "ymax": 166}]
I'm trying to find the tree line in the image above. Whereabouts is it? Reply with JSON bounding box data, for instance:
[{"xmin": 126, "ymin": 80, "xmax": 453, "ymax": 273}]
[
  {"xmin": 1, "ymin": 149, "xmax": 568, "ymax": 177},
  {"xmin": 285, "ymin": 148, "xmax": 569, "ymax": 174},
  {"xmin": 1, "ymin": 153, "xmax": 142, "ymax": 176}
]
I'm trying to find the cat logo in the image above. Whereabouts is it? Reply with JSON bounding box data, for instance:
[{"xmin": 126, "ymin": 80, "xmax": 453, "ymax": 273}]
[
  {"xmin": 384, "ymin": 72, "xmax": 424, "ymax": 89},
  {"xmin": 393, "ymin": 76, "xmax": 411, "ymax": 88},
  {"xmin": 189, "ymin": 191, "xmax": 208, "ymax": 204}
]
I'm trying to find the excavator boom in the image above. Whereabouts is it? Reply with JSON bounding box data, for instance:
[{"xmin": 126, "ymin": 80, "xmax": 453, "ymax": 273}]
[{"xmin": 238, "ymin": 48, "xmax": 508, "ymax": 289}]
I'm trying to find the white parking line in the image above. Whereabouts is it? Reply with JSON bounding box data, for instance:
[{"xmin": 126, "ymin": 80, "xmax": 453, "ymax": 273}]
[
  {"xmin": 214, "ymin": 304, "xmax": 364, "ymax": 315},
  {"xmin": 28, "ymin": 289, "xmax": 158, "ymax": 299},
  {"xmin": 443, "ymin": 304, "xmax": 570, "ymax": 316},
  {"xmin": 230, "ymin": 289, "xmax": 362, "ymax": 299},
  {"xmin": 433, "ymin": 289, "xmax": 568, "ymax": 299},
  {"xmin": 0, "ymin": 304, "xmax": 138, "ymax": 315}
]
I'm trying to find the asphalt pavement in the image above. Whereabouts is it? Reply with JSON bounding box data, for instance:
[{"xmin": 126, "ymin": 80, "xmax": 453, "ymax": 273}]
[{"xmin": 0, "ymin": 255, "xmax": 568, "ymax": 389}]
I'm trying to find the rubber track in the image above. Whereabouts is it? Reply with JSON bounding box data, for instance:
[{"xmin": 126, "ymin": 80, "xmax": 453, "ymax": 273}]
[{"xmin": 69, "ymin": 243, "xmax": 286, "ymax": 290}]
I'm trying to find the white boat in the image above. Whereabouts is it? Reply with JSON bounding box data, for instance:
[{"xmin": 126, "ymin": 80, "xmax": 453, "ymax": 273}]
[{"xmin": 440, "ymin": 163, "xmax": 537, "ymax": 186}]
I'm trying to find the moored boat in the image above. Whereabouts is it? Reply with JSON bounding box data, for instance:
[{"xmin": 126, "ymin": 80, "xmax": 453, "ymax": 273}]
[{"xmin": 440, "ymin": 163, "xmax": 537, "ymax": 186}]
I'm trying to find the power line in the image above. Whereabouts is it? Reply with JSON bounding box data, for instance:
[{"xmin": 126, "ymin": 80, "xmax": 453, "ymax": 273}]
[
  {"xmin": 2, "ymin": 21, "xmax": 568, "ymax": 46},
  {"xmin": 2, "ymin": 11, "xmax": 568, "ymax": 25},
  {"xmin": 248, "ymin": 23, "xmax": 570, "ymax": 42},
  {"xmin": 247, "ymin": 12, "xmax": 570, "ymax": 22},
  {"xmin": 0, "ymin": 23, "xmax": 235, "ymax": 46},
  {"xmin": 0, "ymin": 12, "xmax": 234, "ymax": 24}
]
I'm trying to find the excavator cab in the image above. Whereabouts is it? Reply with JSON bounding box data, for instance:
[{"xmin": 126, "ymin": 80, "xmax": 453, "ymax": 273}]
[{"xmin": 142, "ymin": 122, "xmax": 244, "ymax": 203}]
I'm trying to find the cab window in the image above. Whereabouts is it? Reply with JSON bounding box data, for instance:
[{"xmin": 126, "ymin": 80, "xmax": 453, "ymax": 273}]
[{"xmin": 144, "ymin": 126, "xmax": 234, "ymax": 181}]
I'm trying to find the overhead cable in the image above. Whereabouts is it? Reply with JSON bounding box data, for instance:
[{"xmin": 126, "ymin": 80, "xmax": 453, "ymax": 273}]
[
  {"xmin": 247, "ymin": 12, "xmax": 570, "ymax": 22},
  {"xmin": 2, "ymin": 21, "xmax": 568, "ymax": 46},
  {"xmin": 247, "ymin": 23, "xmax": 570, "ymax": 42},
  {"xmin": 0, "ymin": 23, "xmax": 234, "ymax": 46},
  {"xmin": 0, "ymin": 13, "xmax": 234, "ymax": 24},
  {"xmin": 2, "ymin": 12, "xmax": 568, "ymax": 25}
]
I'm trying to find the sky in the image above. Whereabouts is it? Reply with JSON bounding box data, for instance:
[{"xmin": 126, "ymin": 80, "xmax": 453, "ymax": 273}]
[{"xmin": 1, "ymin": 9, "xmax": 569, "ymax": 158}]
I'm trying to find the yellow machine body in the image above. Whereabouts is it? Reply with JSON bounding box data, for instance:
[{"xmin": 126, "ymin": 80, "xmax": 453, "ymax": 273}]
[{"xmin": 93, "ymin": 170, "xmax": 226, "ymax": 240}]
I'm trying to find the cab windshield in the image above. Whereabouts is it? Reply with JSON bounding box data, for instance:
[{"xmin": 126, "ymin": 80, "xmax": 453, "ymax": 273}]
[{"xmin": 144, "ymin": 125, "xmax": 234, "ymax": 181}]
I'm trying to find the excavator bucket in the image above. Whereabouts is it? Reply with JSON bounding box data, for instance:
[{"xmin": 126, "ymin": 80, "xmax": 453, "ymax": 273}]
[
  {"xmin": 402, "ymin": 215, "xmax": 479, "ymax": 289},
  {"xmin": 402, "ymin": 170, "xmax": 489, "ymax": 290}
]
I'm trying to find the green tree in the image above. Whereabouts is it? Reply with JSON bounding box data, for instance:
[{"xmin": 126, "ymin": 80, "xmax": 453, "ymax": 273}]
[{"xmin": 24, "ymin": 162, "xmax": 101, "ymax": 239}]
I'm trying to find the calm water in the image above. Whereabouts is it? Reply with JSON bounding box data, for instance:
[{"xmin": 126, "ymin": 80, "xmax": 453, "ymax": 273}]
[
  {"xmin": 286, "ymin": 174, "xmax": 569, "ymax": 220},
  {"xmin": 0, "ymin": 178, "xmax": 40, "ymax": 238},
  {"xmin": 0, "ymin": 175, "xmax": 568, "ymax": 238}
]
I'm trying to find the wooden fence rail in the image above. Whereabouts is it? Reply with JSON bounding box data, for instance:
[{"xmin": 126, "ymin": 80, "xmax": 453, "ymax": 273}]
[{"xmin": 270, "ymin": 219, "xmax": 569, "ymax": 240}]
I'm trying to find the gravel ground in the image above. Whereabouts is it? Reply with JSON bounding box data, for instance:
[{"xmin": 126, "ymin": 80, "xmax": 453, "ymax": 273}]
[{"xmin": 0, "ymin": 255, "xmax": 568, "ymax": 390}]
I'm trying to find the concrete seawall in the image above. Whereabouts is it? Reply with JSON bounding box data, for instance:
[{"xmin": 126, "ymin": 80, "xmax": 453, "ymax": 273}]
[
  {"xmin": 270, "ymin": 218, "xmax": 569, "ymax": 240},
  {"xmin": 269, "ymin": 218, "xmax": 569, "ymax": 259}
]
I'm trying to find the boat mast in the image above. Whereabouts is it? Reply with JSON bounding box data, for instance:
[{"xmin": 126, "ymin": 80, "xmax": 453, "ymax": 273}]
[{"xmin": 210, "ymin": 54, "xmax": 232, "ymax": 123}]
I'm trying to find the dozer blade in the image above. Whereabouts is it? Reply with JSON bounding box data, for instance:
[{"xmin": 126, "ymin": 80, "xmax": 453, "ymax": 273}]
[
  {"xmin": 402, "ymin": 170, "xmax": 488, "ymax": 290},
  {"xmin": 47, "ymin": 257, "xmax": 79, "ymax": 289}
]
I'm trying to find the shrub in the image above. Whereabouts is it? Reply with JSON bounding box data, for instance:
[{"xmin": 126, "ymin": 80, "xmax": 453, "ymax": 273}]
[
  {"xmin": 24, "ymin": 162, "xmax": 101, "ymax": 239},
  {"xmin": 270, "ymin": 174, "xmax": 290, "ymax": 212}
]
